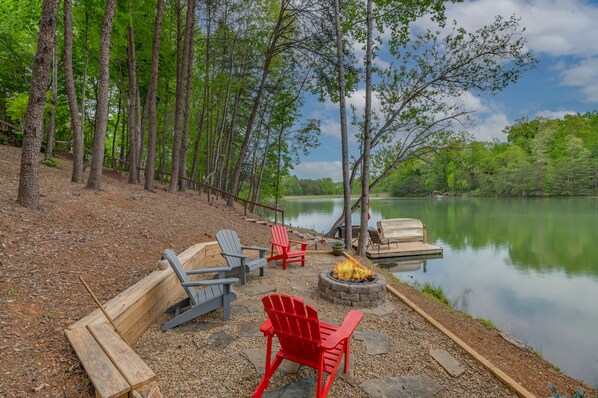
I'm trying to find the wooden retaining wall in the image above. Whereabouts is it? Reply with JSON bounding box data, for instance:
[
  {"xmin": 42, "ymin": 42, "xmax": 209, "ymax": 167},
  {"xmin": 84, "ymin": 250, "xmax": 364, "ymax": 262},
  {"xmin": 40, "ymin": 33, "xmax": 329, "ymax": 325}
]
[{"xmin": 65, "ymin": 241, "xmax": 222, "ymax": 398}]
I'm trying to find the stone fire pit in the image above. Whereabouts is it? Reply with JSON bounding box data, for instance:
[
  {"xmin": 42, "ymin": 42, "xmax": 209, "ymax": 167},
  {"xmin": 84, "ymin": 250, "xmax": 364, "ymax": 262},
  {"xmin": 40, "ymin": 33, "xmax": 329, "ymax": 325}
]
[{"xmin": 319, "ymin": 271, "xmax": 386, "ymax": 308}]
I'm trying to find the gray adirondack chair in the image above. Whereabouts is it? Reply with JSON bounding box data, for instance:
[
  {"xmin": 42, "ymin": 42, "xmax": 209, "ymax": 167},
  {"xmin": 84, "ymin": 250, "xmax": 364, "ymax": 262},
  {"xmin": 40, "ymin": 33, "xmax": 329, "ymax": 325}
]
[
  {"xmin": 216, "ymin": 229, "xmax": 268, "ymax": 285},
  {"xmin": 162, "ymin": 249, "xmax": 238, "ymax": 331}
]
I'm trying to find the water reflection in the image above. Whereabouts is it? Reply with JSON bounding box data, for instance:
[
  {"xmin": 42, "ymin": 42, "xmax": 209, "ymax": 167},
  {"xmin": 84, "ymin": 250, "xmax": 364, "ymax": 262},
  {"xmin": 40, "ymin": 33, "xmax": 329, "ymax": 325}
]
[{"xmin": 284, "ymin": 197, "xmax": 598, "ymax": 385}]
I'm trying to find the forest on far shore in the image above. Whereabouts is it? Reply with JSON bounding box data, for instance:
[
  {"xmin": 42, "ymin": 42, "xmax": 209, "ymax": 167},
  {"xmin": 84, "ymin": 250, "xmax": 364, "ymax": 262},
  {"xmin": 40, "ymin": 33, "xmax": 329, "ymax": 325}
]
[{"xmin": 284, "ymin": 113, "xmax": 598, "ymax": 198}]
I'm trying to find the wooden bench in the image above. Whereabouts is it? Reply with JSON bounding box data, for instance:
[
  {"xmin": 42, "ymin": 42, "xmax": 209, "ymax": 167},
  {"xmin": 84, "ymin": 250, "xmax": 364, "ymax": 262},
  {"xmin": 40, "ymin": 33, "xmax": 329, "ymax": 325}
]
[
  {"xmin": 377, "ymin": 218, "xmax": 427, "ymax": 243},
  {"xmin": 65, "ymin": 242, "xmax": 223, "ymax": 398}
]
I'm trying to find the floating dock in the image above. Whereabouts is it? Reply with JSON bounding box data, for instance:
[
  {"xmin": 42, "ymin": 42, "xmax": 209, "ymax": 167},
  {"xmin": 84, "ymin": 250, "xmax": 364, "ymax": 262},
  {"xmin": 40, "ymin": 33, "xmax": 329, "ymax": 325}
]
[
  {"xmin": 353, "ymin": 240, "xmax": 443, "ymax": 259},
  {"xmin": 355, "ymin": 218, "xmax": 443, "ymax": 259}
]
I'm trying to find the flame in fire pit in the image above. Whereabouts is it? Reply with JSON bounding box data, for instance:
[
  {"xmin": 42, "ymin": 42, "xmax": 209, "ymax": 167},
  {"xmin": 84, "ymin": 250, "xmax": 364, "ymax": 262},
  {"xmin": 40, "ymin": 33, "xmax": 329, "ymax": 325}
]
[{"xmin": 333, "ymin": 258, "xmax": 375, "ymax": 282}]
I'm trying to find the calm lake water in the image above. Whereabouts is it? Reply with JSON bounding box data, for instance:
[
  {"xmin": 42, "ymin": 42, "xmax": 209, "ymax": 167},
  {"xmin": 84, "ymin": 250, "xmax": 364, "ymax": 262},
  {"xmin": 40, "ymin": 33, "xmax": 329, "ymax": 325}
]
[{"xmin": 283, "ymin": 196, "xmax": 598, "ymax": 386}]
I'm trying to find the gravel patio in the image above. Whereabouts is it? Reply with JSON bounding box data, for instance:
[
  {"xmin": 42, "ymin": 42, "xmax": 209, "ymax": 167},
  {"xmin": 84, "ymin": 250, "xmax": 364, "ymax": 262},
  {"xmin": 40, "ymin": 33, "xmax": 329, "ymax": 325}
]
[{"xmin": 135, "ymin": 253, "xmax": 517, "ymax": 397}]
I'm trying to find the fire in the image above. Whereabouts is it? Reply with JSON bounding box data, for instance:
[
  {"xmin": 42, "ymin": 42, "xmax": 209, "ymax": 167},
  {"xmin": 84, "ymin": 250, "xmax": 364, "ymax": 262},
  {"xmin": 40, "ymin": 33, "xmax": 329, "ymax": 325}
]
[{"xmin": 333, "ymin": 259, "xmax": 375, "ymax": 282}]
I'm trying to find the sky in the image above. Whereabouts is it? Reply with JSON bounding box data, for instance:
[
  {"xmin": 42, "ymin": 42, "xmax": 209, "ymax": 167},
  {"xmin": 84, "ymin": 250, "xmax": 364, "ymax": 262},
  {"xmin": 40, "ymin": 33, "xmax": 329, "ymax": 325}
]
[{"xmin": 292, "ymin": 0, "xmax": 598, "ymax": 181}]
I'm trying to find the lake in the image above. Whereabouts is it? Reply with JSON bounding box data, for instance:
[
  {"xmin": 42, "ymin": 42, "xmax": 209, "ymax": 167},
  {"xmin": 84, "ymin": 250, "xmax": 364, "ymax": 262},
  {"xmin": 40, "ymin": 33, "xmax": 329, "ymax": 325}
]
[{"xmin": 283, "ymin": 196, "xmax": 598, "ymax": 386}]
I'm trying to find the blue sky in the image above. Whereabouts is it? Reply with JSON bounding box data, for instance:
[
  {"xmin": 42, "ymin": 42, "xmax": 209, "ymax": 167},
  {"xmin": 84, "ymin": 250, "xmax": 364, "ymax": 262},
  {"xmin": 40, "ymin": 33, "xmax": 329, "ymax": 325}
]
[{"xmin": 293, "ymin": 0, "xmax": 598, "ymax": 181}]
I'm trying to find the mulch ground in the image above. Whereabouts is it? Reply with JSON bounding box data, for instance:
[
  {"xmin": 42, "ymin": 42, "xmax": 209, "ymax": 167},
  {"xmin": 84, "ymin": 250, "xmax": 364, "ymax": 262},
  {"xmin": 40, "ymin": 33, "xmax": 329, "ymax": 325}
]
[{"xmin": 0, "ymin": 144, "xmax": 593, "ymax": 397}]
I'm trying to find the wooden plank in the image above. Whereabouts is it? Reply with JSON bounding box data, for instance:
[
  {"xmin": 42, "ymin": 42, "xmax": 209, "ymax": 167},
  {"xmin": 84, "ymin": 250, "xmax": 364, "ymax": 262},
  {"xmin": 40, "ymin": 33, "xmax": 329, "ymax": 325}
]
[
  {"xmin": 386, "ymin": 284, "xmax": 536, "ymax": 398},
  {"xmin": 132, "ymin": 380, "xmax": 163, "ymax": 398},
  {"xmin": 65, "ymin": 328, "xmax": 130, "ymax": 398},
  {"xmin": 88, "ymin": 323, "xmax": 156, "ymax": 389},
  {"xmin": 69, "ymin": 242, "xmax": 219, "ymax": 341},
  {"xmin": 355, "ymin": 240, "xmax": 443, "ymax": 259}
]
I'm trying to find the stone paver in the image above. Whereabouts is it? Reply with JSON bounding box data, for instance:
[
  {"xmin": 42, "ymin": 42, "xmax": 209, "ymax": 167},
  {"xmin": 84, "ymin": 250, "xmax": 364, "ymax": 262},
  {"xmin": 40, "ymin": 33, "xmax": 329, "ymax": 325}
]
[
  {"xmin": 360, "ymin": 301, "xmax": 395, "ymax": 316},
  {"xmin": 289, "ymin": 282, "xmax": 308, "ymax": 292},
  {"xmin": 360, "ymin": 375, "xmax": 443, "ymax": 398},
  {"xmin": 242, "ymin": 347, "xmax": 300, "ymax": 374},
  {"xmin": 338, "ymin": 355, "xmax": 354, "ymax": 385},
  {"xmin": 430, "ymin": 349, "xmax": 464, "ymax": 377},
  {"xmin": 239, "ymin": 284, "xmax": 277, "ymax": 297},
  {"xmin": 238, "ymin": 321, "xmax": 263, "ymax": 337},
  {"xmin": 171, "ymin": 321, "xmax": 223, "ymax": 333},
  {"xmin": 354, "ymin": 331, "xmax": 389, "ymax": 355},
  {"xmin": 500, "ymin": 332, "xmax": 526, "ymax": 349},
  {"xmin": 233, "ymin": 298, "xmax": 263, "ymax": 314},
  {"xmin": 263, "ymin": 378, "xmax": 316, "ymax": 398},
  {"xmin": 208, "ymin": 330, "xmax": 236, "ymax": 349}
]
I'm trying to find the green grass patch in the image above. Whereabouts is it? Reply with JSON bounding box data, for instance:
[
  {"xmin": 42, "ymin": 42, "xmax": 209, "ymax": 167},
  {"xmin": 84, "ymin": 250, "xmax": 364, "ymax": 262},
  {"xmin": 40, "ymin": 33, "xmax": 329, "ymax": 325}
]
[
  {"xmin": 420, "ymin": 283, "xmax": 451, "ymax": 307},
  {"xmin": 43, "ymin": 310, "xmax": 54, "ymax": 320},
  {"xmin": 477, "ymin": 317, "xmax": 498, "ymax": 329},
  {"xmin": 41, "ymin": 158, "xmax": 60, "ymax": 168}
]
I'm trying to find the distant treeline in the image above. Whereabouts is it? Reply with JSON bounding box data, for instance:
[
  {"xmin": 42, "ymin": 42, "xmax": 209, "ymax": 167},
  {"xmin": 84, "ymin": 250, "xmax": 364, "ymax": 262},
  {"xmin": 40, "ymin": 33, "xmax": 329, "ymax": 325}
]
[
  {"xmin": 282, "ymin": 176, "xmax": 374, "ymax": 196},
  {"xmin": 380, "ymin": 113, "xmax": 598, "ymax": 197}
]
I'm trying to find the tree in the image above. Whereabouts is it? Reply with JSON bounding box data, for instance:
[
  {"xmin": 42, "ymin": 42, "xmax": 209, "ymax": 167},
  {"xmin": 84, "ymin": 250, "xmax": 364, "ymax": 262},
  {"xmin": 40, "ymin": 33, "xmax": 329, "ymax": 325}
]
[
  {"xmin": 333, "ymin": 0, "xmax": 353, "ymax": 249},
  {"xmin": 17, "ymin": 0, "xmax": 60, "ymax": 209},
  {"xmin": 144, "ymin": 0, "xmax": 164, "ymax": 192},
  {"xmin": 168, "ymin": 0, "xmax": 195, "ymax": 193},
  {"xmin": 327, "ymin": 15, "xmax": 536, "ymax": 235},
  {"xmin": 357, "ymin": 0, "xmax": 373, "ymax": 255},
  {"xmin": 86, "ymin": 0, "xmax": 118, "ymax": 190},
  {"xmin": 63, "ymin": 0, "xmax": 84, "ymax": 183},
  {"xmin": 126, "ymin": 12, "xmax": 139, "ymax": 184},
  {"xmin": 227, "ymin": 0, "xmax": 327, "ymax": 205},
  {"xmin": 44, "ymin": 38, "xmax": 57, "ymax": 161}
]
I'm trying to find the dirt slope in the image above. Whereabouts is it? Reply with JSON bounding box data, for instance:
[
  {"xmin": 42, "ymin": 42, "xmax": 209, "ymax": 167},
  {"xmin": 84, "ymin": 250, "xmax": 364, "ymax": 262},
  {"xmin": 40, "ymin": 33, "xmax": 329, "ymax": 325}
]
[{"xmin": 0, "ymin": 145, "xmax": 274, "ymax": 396}]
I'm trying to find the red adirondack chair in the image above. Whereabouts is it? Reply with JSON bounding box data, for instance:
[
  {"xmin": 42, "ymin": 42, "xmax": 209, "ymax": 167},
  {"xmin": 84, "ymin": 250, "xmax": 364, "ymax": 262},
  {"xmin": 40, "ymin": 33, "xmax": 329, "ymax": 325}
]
[
  {"xmin": 267, "ymin": 225, "xmax": 308, "ymax": 270},
  {"xmin": 253, "ymin": 294, "xmax": 364, "ymax": 398}
]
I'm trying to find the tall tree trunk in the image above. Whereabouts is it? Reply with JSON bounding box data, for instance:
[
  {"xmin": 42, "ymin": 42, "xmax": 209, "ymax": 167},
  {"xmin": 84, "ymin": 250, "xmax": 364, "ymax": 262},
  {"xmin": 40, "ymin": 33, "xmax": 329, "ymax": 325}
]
[
  {"xmin": 334, "ymin": 0, "xmax": 352, "ymax": 249},
  {"xmin": 80, "ymin": 10, "xmax": 89, "ymax": 152},
  {"xmin": 169, "ymin": 0, "xmax": 194, "ymax": 193},
  {"xmin": 357, "ymin": 0, "xmax": 373, "ymax": 255},
  {"xmin": 126, "ymin": 21, "xmax": 139, "ymax": 184},
  {"xmin": 223, "ymin": 86, "xmax": 243, "ymax": 193},
  {"xmin": 86, "ymin": 0, "xmax": 117, "ymax": 190},
  {"xmin": 145, "ymin": 0, "xmax": 164, "ymax": 192},
  {"xmin": 190, "ymin": 104, "xmax": 205, "ymax": 187},
  {"xmin": 213, "ymin": 35, "xmax": 236, "ymax": 192},
  {"xmin": 179, "ymin": 23, "xmax": 195, "ymax": 192},
  {"xmin": 45, "ymin": 40, "xmax": 57, "ymax": 160},
  {"xmin": 110, "ymin": 94, "xmax": 121, "ymax": 167},
  {"xmin": 137, "ymin": 90, "xmax": 146, "ymax": 181},
  {"xmin": 274, "ymin": 130, "xmax": 283, "ymax": 222},
  {"xmin": 227, "ymin": 3, "xmax": 287, "ymax": 205},
  {"xmin": 17, "ymin": 0, "xmax": 59, "ymax": 209},
  {"xmin": 64, "ymin": 0, "xmax": 84, "ymax": 182},
  {"xmin": 159, "ymin": 81, "xmax": 169, "ymax": 182},
  {"xmin": 119, "ymin": 109, "xmax": 127, "ymax": 166},
  {"xmin": 254, "ymin": 119, "xmax": 273, "ymax": 205}
]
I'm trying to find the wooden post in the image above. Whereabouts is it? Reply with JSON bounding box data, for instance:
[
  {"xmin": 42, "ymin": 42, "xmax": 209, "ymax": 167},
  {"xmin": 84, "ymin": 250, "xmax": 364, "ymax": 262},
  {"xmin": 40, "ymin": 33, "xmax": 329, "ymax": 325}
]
[{"xmin": 79, "ymin": 276, "xmax": 124, "ymax": 338}]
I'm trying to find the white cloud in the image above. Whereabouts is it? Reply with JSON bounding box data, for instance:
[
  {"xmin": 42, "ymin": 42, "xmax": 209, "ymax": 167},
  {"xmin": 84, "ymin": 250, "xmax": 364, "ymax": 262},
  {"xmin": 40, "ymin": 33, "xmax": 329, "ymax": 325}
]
[
  {"xmin": 413, "ymin": 0, "xmax": 598, "ymax": 58},
  {"xmin": 293, "ymin": 161, "xmax": 343, "ymax": 181},
  {"xmin": 325, "ymin": 89, "xmax": 382, "ymax": 116},
  {"xmin": 534, "ymin": 109, "xmax": 576, "ymax": 119},
  {"xmin": 560, "ymin": 57, "xmax": 598, "ymax": 102},
  {"xmin": 319, "ymin": 119, "xmax": 341, "ymax": 139},
  {"xmin": 471, "ymin": 112, "xmax": 511, "ymax": 142}
]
